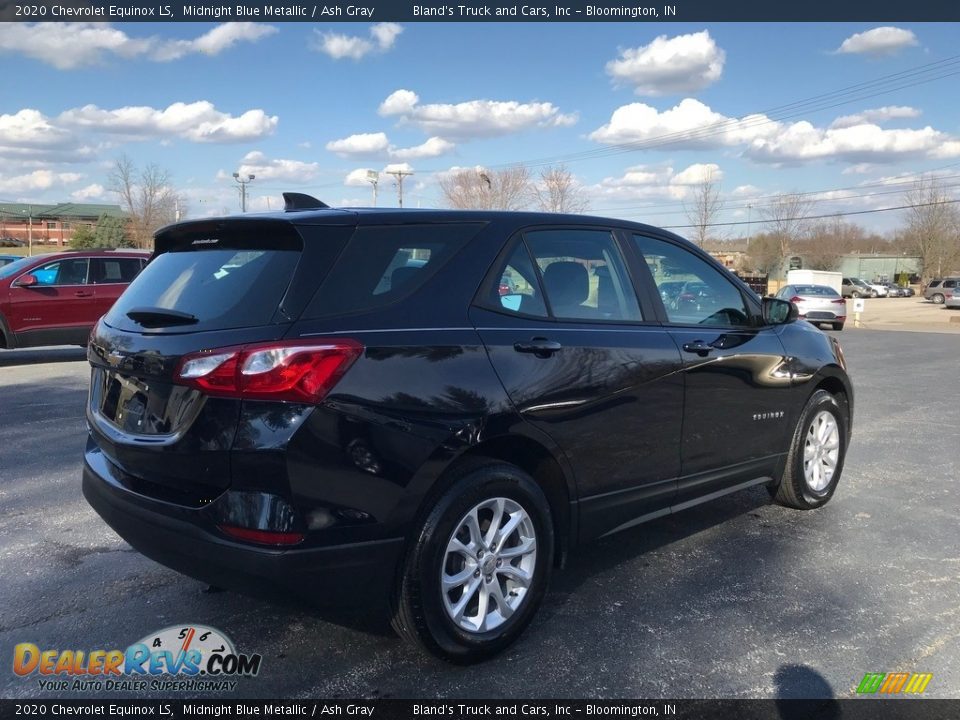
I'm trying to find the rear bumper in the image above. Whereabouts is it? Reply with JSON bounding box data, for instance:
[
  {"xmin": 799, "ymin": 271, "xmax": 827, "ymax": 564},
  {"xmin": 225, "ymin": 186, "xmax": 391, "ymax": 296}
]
[{"xmin": 82, "ymin": 445, "xmax": 404, "ymax": 607}]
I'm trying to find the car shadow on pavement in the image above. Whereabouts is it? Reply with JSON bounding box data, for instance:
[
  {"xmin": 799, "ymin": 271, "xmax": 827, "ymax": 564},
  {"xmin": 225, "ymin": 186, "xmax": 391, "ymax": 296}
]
[
  {"xmin": 0, "ymin": 347, "xmax": 87, "ymax": 367},
  {"xmin": 774, "ymin": 665, "xmax": 839, "ymax": 713}
]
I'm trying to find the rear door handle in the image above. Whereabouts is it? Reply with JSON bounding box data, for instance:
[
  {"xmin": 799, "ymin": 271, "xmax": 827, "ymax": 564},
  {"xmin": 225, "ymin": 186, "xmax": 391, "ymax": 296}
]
[
  {"xmin": 514, "ymin": 337, "xmax": 562, "ymax": 357},
  {"xmin": 74, "ymin": 291, "xmax": 93, "ymax": 298},
  {"xmin": 682, "ymin": 340, "xmax": 715, "ymax": 356}
]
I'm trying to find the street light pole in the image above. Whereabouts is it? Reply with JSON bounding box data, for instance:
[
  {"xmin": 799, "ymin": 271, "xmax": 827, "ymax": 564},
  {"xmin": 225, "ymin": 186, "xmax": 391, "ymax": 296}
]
[
  {"xmin": 232, "ymin": 172, "xmax": 256, "ymax": 212},
  {"xmin": 366, "ymin": 170, "xmax": 379, "ymax": 207}
]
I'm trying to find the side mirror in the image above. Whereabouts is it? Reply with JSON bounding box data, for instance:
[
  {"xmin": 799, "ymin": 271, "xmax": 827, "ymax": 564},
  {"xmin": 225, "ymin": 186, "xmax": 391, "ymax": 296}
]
[
  {"xmin": 762, "ymin": 296, "xmax": 799, "ymax": 325},
  {"xmin": 14, "ymin": 273, "xmax": 38, "ymax": 288}
]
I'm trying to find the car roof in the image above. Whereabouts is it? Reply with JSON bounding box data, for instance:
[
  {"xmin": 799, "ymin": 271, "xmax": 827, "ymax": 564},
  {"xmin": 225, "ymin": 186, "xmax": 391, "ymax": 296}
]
[{"xmin": 157, "ymin": 207, "xmax": 688, "ymax": 240}]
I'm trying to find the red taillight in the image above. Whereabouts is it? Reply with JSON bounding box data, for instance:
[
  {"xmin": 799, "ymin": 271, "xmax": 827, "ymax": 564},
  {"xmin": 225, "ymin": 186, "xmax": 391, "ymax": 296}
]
[
  {"xmin": 499, "ymin": 283, "xmax": 511, "ymax": 296},
  {"xmin": 832, "ymin": 298, "xmax": 847, "ymax": 305},
  {"xmin": 218, "ymin": 525, "xmax": 305, "ymax": 546},
  {"xmin": 175, "ymin": 339, "xmax": 362, "ymax": 403},
  {"xmin": 789, "ymin": 296, "xmax": 803, "ymax": 304}
]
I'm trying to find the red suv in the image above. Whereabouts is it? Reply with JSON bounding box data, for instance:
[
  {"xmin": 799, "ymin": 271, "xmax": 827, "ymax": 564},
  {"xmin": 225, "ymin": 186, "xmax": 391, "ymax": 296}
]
[{"xmin": 0, "ymin": 249, "xmax": 149, "ymax": 349}]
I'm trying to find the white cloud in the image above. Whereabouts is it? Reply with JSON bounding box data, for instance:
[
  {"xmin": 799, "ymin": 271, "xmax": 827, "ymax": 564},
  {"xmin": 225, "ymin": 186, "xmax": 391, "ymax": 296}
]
[
  {"xmin": 71, "ymin": 183, "xmax": 107, "ymax": 201},
  {"xmin": 746, "ymin": 121, "xmax": 959, "ymax": 164},
  {"xmin": 150, "ymin": 23, "xmax": 278, "ymax": 61},
  {"xmin": 383, "ymin": 162, "xmax": 414, "ymax": 174},
  {"xmin": 58, "ymin": 101, "xmax": 278, "ymax": 143},
  {"xmin": 831, "ymin": 106, "xmax": 921, "ymax": 128},
  {"xmin": 0, "ymin": 108, "xmax": 73, "ymax": 148},
  {"xmin": 0, "ymin": 170, "xmax": 83, "ymax": 194},
  {"xmin": 590, "ymin": 162, "xmax": 722, "ymax": 203},
  {"xmin": 232, "ymin": 151, "xmax": 319, "ymax": 182},
  {"xmin": 311, "ymin": 22, "xmax": 403, "ymax": 60},
  {"xmin": 378, "ymin": 89, "xmax": 577, "ymax": 139},
  {"xmin": 345, "ymin": 168, "xmax": 377, "ymax": 187},
  {"xmin": 326, "ymin": 132, "xmax": 391, "ymax": 157},
  {"xmin": 0, "ymin": 22, "xmax": 276, "ymax": 70},
  {"xmin": 389, "ymin": 137, "xmax": 456, "ymax": 160},
  {"xmin": 605, "ymin": 30, "xmax": 725, "ymax": 96},
  {"xmin": 589, "ymin": 98, "xmax": 778, "ymax": 148},
  {"xmin": 835, "ymin": 27, "xmax": 918, "ymax": 56},
  {"xmin": 589, "ymin": 98, "xmax": 960, "ymax": 164},
  {"xmin": 326, "ymin": 132, "xmax": 455, "ymax": 160},
  {"xmin": 672, "ymin": 162, "xmax": 723, "ymax": 185}
]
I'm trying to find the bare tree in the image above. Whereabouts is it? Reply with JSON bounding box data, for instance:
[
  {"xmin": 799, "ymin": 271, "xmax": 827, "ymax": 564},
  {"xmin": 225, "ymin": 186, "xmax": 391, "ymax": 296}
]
[
  {"xmin": 759, "ymin": 192, "xmax": 815, "ymax": 277},
  {"xmin": 109, "ymin": 155, "xmax": 182, "ymax": 249},
  {"xmin": 683, "ymin": 169, "xmax": 723, "ymax": 248},
  {"xmin": 746, "ymin": 233, "xmax": 784, "ymax": 276},
  {"xmin": 439, "ymin": 166, "xmax": 532, "ymax": 211},
  {"xmin": 901, "ymin": 176, "xmax": 960, "ymax": 281},
  {"xmin": 533, "ymin": 165, "xmax": 589, "ymax": 214}
]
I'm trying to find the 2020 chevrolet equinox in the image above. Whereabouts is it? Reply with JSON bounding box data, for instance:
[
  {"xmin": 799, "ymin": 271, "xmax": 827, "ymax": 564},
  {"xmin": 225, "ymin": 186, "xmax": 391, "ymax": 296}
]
[{"xmin": 83, "ymin": 195, "xmax": 853, "ymax": 663}]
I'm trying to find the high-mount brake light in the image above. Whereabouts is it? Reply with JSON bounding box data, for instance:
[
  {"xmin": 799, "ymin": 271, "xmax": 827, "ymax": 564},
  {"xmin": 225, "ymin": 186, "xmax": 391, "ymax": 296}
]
[{"xmin": 174, "ymin": 340, "xmax": 362, "ymax": 403}]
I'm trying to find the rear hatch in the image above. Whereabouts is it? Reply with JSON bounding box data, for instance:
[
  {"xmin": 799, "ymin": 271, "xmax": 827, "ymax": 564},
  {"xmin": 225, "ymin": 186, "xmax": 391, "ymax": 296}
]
[{"xmin": 87, "ymin": 216, "xmax": 355, "ymax": 503}]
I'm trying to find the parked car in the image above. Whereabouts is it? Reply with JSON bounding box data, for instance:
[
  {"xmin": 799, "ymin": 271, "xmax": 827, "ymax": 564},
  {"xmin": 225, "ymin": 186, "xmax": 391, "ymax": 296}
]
[
  {"xmin": 83, "ymin": 200, "xmax": 853, "ymax": 663},
  {"xmin": 0, "ymin": 237, "xmax": 26, "ymax": 247},
  {"xmin": 882, "ymin": 283, "xmax": 904, "ymax": 298},
  {"xmin": 841, "ymin": 277, "xmax": 876, "ymax": 298},
  {"xmin": 945, "ymin": 293, "xmax": 960, "ymax": 309},
  {"xmin": 0, "ymin": 254, "xmax": 19, "ymax": 268},
  {"xmin": 900, "ymin": 286, "xmax": 916, "ymax": 297},
  {"xmin": 923, "ymin": 277, "xmax": 960, "ymax": 304},
  {"xmin": 868, "ymin": 282, "xmax": 888, "ymax": 298},
  {"xmin": 0, "ymin": 249, "xmax": 149, "ymax": 349},
  {"xmin": 776, "ymin": 284, "xmax": 847, "ymax": 331}
]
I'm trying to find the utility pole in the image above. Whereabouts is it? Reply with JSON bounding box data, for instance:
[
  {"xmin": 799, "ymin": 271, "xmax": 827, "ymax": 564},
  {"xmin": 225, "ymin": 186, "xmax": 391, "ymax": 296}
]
[
  {"xmin": 366, "ymin": 170, "xmax": 379, "ymax": 206},
  {"xmin": 232, "ymin": 172, "xmax": 255, "ymax": 212},
  {"xmin": 27, "ymin": 205, "xmax": 33, "ymax": 256},
  {"xmin": 386, "ymin": 169, "xmax": 413, "ymax": 208}
]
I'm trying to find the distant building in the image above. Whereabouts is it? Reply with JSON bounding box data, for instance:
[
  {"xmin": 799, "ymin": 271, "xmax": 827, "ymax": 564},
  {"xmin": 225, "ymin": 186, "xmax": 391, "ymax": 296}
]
[
  {"xmin": 704, "ymin": 240, "xmax": 749, "ymax": 272},
  {"xmin": 0, "ymin": 203, "xmax": 127, "ymax": 246},
  {"xmin": 837, "ymin": 253, "xmax": 920, "ymax": 283}
]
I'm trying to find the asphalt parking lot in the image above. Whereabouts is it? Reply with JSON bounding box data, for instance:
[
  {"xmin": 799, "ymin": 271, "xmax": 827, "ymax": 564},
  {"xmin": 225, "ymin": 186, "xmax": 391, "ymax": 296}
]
[{"xmin": 1, "ymin": 329, "xmax": 958, "ymax": 700}]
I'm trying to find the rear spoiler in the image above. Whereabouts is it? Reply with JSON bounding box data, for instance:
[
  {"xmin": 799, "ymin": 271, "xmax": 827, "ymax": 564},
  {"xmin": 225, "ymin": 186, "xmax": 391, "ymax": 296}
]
[{"xmin": 283, "ymin": 193, "xmax": 328, "ymax": 211}]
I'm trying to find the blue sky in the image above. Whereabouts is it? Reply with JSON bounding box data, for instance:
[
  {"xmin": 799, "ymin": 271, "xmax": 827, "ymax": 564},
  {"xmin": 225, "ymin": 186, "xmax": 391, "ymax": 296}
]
[{"xmin": 2, "ymin": 21, "xmax": 959, "ymax": 234}]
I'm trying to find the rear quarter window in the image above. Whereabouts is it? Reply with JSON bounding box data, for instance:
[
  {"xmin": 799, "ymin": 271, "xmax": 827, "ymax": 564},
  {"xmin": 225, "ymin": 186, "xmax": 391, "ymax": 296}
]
[{"xmin": 303, "ymin": 223, "xmax": 482, "ymax": 318}]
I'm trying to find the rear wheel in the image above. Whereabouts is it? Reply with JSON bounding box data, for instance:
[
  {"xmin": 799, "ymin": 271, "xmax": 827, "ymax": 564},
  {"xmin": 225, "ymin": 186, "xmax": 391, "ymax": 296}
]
[
  {"xmin": 849, "ymin": 291, "xmax": 861, "ymax": 299},
  {"xmin": 932, "ymin": 293, "xmax": 945, "ymax": 304},
  {"xmin": 770, "ymin": 389, "xmax": 847, "ymax": 510},
  {"xmin": 831, "ymin": 322, "xmax": 844, "ymax": 331},
  {"xmin": 391, "ymin": 461, "xmax": 554, "ymax": 663}
]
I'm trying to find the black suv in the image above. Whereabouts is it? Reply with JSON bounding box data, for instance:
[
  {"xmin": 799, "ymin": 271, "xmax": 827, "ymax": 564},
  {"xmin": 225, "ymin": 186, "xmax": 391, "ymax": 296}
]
[{"xmin": 83, "ymin": 198, "xmax": 853, "ymax": 663}]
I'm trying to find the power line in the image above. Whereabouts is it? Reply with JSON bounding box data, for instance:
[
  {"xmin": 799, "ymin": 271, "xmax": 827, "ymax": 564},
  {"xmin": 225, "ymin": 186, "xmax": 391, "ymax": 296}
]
[{"xmin": 659, "ymin": 198, "xmax": 960, "ymax": 230}]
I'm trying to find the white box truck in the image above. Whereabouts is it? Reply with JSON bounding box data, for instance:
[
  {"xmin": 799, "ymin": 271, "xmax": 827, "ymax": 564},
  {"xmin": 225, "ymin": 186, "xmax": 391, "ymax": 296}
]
[{"xmin": 785, "ymin": 270, "xmax": 842, "ymax": 294}]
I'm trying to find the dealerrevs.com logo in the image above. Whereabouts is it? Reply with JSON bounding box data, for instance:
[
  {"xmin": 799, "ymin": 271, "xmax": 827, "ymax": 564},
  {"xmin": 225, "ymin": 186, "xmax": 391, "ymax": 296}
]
[{"xmin": 13, "ymin": 625, "xmax": 262, "ymax": 692}]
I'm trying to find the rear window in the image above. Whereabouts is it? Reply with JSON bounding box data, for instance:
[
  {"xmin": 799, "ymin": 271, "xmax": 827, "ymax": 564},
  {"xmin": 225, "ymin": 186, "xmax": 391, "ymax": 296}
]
[
  {"xmin": 304, "ymin": 223, "xmax": 482, "ymax": 318},
  {"xmin": 106, "ymin": 248, "xmax": 299, "ymax": 332}
]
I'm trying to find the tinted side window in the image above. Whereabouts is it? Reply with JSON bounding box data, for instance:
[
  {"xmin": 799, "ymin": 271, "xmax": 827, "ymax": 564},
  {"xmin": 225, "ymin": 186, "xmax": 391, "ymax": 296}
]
[
  {"xmin": 525, "ymin": 229, "xmax": 642, "ymax": 322},
  {"xmin": 91, "ymin": 258, "xmax": 143, "ymax": 284},
  {"xmin": 33, "ymin": 258, "xmax": 89, "ymax": 286},
  {"xmin": 483, "ymin": 241, "xmax": 548, "ymax": 318},
  {"xmin": 945, "ymin": 280, "xmax": 958, "ymax": 288},
  {"xmin": 634, "ymin": 235, "xmax": 749, "ymax": 327},
  {"xmin": 305, "ymin": 224, "xmax": 482, "ymax": 318},
  {"xmin": 929, "ymin": 280, "xmax": 942, "ymax": 288}
]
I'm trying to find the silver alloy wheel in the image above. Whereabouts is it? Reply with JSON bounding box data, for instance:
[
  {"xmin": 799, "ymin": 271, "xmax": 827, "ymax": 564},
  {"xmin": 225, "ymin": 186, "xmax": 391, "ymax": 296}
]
[
  {"xmin": 803, "ymin": 410, "xmax": 840, "ymax": 492},
  {"xmin": 441, "ymin": 497, "xmax": 537, "ymax": 633}
]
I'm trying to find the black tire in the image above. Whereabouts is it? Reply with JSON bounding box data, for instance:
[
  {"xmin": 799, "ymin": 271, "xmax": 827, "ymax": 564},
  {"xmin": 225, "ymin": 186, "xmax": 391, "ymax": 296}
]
[
  {"xmin": 831, "ymin": 322, "xmax": 844, "ymax": 331},
  {"xmin": 932, "ymin": 293, "xmax": 945, "ymax": 304},
  {"xmin": 391, "ymin": 459, "xmax": 554, "ymax": 663},
  {"xmin": 850, "ymin": 291, "xmax": 861, "ymax": 299},
  {"xmin": 770, "ymin": 389, "xmax": 848, "ymax": 510}
]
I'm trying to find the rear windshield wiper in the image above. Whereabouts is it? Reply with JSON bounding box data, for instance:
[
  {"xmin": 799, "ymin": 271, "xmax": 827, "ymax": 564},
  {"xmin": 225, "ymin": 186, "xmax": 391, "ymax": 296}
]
[{"xmin": 125, "ymin": 307, "xmax": 199, "ymax": 327}]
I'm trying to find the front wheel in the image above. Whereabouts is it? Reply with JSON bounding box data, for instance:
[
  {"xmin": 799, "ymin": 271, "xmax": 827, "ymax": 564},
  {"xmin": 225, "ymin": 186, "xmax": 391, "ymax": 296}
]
[
  {"xmin": 932, "ymin": 293, "xmax": 945, "ymax": 304},
  {"xmin": 770, "ymin": 389, "xmax": 848, "ymax": 510},
  {"xmin": 391, "ymin": 460, "xmax": 554, "ymax": 663},
  {"xmin": 849, "ymin": 291, "xmax": 861, "ymax": 299}
]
